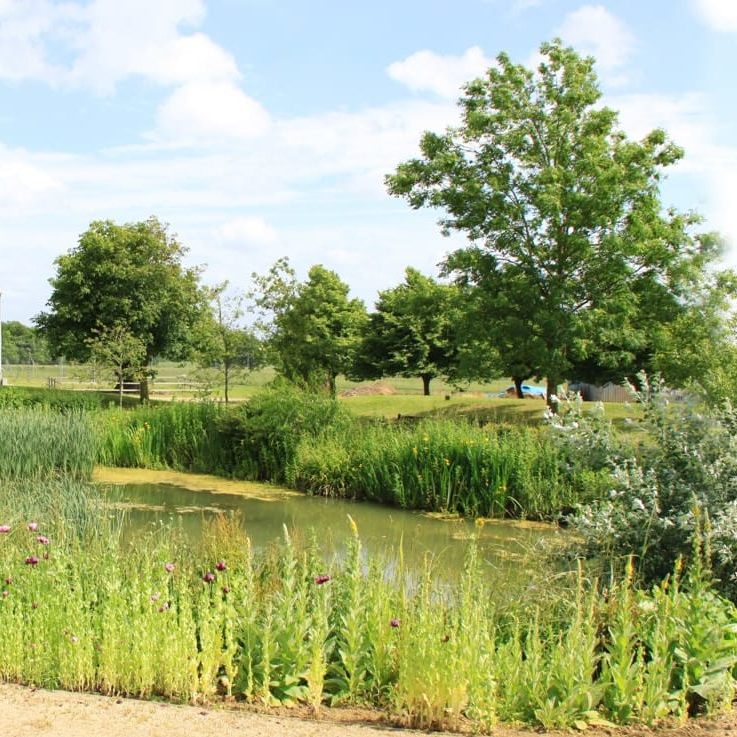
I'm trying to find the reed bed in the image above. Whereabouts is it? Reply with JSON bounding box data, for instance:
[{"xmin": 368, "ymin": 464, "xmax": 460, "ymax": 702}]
[
  {"xmin": 0, "ymin": 409, "xmax": 96, "ymax": 481},
  {"xmin": 0, "ymin": 509, "xmax": 733, "ymax": 731},
  {"xmin": 95, "ymin": 402, "xmax": 233, "ymax": 475},
  {"xmin": 288, "ymin": 419, "xmax": 602, "ymax": 518},
  {"xmin": 95, "ymin": 395, "xmax": 596, "ymax": 519}
]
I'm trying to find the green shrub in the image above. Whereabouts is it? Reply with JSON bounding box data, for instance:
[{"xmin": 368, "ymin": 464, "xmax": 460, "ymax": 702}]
[
  {"xmin": 561, "ymin": 377, "xmax": 737, "ymax": 601},
  {"xmin": 0, "ymin": 386, "xmax": 125, "ymax": 411}
]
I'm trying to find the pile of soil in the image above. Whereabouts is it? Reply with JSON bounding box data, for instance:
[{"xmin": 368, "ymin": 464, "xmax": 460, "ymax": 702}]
[{"xmin": 340, "ymin": 381, "xmax": 397, "ymax": 397}]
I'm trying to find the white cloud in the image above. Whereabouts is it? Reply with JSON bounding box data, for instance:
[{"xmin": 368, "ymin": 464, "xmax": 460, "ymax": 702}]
[
  {"xmin": 217, "ymin": 217, "xmax": 278, "ymax": 245},
  {"xmin": 692, "ymin": 0, "xmax": 737, "ymax": 31},
  {"xmin": 610, "ymin": 90, "xmax": 737, "ymax": 251},
  {"xmin": 387, "ymin": 46, "xmax": 494, "ymax": 99},
  {"xmin": 154, "ymin": 82, "xmax": 271, "ymax": 142},
  {"xmin": 557, "ymin": 5, "xmax": 636, "ymax": 81}
]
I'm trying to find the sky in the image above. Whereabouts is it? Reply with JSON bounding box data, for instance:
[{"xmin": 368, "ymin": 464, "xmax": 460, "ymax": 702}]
[{"xmin": 0, "ymin": 0, "xmax": 735, "ymax": 323}]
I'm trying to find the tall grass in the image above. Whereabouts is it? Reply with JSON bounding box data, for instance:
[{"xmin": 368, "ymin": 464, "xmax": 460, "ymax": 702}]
[
  {"xmin": 0, "ymin": 508, "xmax": 733, "ymax": 730},
  {"xmin": 288, "ymin": 419, "xmax": 604, "ymax": 518},
  {"xmin": 0, "ymin": 409, "xmax": 96, "ymax": 481},
  {"xmin": 96, "ymin": 402, "xmax": 232, "ymax": 474}
]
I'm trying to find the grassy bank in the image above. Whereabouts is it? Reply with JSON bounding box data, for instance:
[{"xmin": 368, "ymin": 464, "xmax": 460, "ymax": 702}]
[{"xmin": 94, "ymin": 390, "xmax": 605, "ymax": 519}]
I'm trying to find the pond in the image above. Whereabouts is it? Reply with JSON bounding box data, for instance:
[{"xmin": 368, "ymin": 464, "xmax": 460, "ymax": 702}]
[{"xmin": 94, "ymin": 467, "xmax": 569, "ymax": 584}]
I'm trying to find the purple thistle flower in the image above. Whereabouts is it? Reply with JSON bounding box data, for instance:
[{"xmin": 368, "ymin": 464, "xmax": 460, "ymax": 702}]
[
  {"xmin": 0, "ymin": 525, "xmax": 11, "ymax": 534},
  {"xmin": 164, "ymin": 562, "xmax": 175, "ymax": 573},
  {"xmin": 25, "ymin": 555, "xmax": 39, "ymax": 567},
  {"xmin": 215, "ymin": 560, "xmax": 227, "ymax": 572},
  {"xmin": 390, "ymin": 618, "xmax": 401, "ymax": 629},
  {"xmin": 36, "ymin": 535, "xmax": 49, "ymax": 545},
  {"xmin": 27, "ymin": 522, "xmax": 38, "ymax": 532},
  {"xmin": 203, "ymin": 572, "xmax": 216, "ymax": 583},
  {"xmin": 314, "ymin": 574, "xmax": 331, "ymax": 585}
]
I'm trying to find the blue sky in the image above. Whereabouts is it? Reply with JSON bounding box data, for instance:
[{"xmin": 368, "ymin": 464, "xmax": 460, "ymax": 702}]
[{"xmin": 0, "ymin": 0, "xmax": 735, "ymax": 323}]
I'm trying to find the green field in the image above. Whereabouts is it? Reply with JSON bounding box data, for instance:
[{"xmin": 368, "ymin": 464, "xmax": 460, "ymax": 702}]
[{"xmin": 1, "ymin": 362, "xmax": 641, "ymax": 428}]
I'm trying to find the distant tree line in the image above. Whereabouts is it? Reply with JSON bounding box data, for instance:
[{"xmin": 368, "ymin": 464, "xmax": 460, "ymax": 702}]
[
  {"xmin": 25, "ymin": 41, "xmax": 737, "ymax": 406},
  {"xmin": 2, "ymin": 322, "xmax": 51, "ymax": 365}
]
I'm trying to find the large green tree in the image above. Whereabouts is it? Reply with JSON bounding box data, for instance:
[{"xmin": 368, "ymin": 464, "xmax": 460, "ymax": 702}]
[
  {"xmin": 36, "ymin": 217, "xmax": 206, "ymax": 401},
  {"xmin": 252, "ymin": 259, "xmax": 367, "ymax": 395},
  {"xmin": 387, "ymin": 40, "xmax": 727, "ymax": 405},
  {"xmin": 352, "ymin": 268, "xmax": 460, "ymax": 396}
]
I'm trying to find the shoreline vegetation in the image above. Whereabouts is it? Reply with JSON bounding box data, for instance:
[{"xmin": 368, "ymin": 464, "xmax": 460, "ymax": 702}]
[{"xmin": 0, "ymin": 385, "xmax": 735, "ymax": 731}]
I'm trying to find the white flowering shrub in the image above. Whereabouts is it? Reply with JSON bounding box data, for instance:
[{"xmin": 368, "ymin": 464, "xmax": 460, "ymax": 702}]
[{"xmin": 554, "ymin": 376, "xmax": 737, "ymax": 601}]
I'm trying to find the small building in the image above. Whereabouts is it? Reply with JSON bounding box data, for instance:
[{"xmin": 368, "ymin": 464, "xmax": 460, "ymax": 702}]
[{"xmin": 567, "ymin": 381, "xmax": 631, "ymax": 403}]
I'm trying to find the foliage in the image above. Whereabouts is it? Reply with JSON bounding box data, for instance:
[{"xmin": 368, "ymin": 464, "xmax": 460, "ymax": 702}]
[
  {"xmin": 387, "ymin": 40, "xmax": 732, "ymax": 403},
  {"xmin": 36, "ymin": 217, "xmax": 207, "ymax": 401},
  {"xmin": 221, "ymin": 382, "xmax": 354, "ymax": 481},
  {"xmin": 0, "ymin": 386, "xmax": 129, "ymax": 411},
  {"xmin": 351, "ymin": 268, "xmax": 461, "ymax": 396},
  {"xmin": 86, "ymin": 323, "xmax": 147, "ymax": 409},
  {"xmin": 195, "ymin": 282, "xmax": 264, "ymax": 404},
  {"xmin": 252, "ymin": 259, "xmax": 367, "ymax": 395},
  {"xmin": 561, "ymin": 376, "xmax": 737, "ymax": 601},
  {"xmin": 0, "ymin": 321, "xmax": 51, "ymax": 365}
]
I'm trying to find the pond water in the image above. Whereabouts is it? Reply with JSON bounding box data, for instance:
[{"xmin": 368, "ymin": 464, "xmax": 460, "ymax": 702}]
[{"xmin": 94, "ymin": 467, "xmax": 568, "ymax": 583}]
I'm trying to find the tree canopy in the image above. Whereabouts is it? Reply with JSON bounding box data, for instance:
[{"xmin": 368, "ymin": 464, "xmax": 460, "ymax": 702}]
[
  {"xmin": 387, "ymin": 40, "xmax": 730, "ymax": 403},
  {"xmin": 252, "ymin": 259, "xmax": 366, "ymax": 395},
  {"xmin": 36, "ymin": 217, "xmax": 206, "ymax": 400},
  {"xmin": 352, "ymin": 268, "xmax": 459, "ymax": 395}
]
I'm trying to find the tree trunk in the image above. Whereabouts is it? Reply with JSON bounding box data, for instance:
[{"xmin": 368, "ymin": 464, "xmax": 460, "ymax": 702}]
[
  {"xmin": 546, "ymin": 377, "xmax": 559, "ymax": 411},
  {"xmin": 421, "ymin": 374, "xmax": 432, "ymax": 396},
  {"xmin": 513, "ymin": 376, "xmax": 525, "ymax": 399},
  {"xmin": 224, "ymin": 361, "xmax": 230, "ymax": 405},
  {"xmin": 328, "ymin": 372, "xmax": 336, "ymax": 397},
  {"xmin": 118, "ymin": 364, "xmax": 124, "ymax": 409},
  {"xmin": 139, "ymin": 375, "xmax": 150, "ymax": 403}
]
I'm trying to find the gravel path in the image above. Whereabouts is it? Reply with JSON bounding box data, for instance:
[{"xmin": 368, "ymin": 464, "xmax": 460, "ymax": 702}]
[{"xmin": 1, "ymin": 683, "xmax": 735, "ymax": 737}]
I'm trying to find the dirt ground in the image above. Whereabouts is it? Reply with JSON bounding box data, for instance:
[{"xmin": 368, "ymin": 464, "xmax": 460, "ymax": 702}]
[{"xmin": 1, "ymin": 684, "xmax": 736, "ymax": 737}]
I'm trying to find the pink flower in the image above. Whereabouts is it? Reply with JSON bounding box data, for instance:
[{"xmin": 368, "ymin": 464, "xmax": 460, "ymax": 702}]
[
  {"xmin": 390, "ymin": 618, "xmax": 401, "ymax": 629},
  {"xmin": 25, "ymin": 555, "xmax": 39, "ymax": 567},
  {"xmin": 203, "ymin": 572, "xmax": 216, "ymax": 583},
  {"xmin": 215, "ymin": 561, "xmax": 227, "ymax": 572},
  {"xmin": 164, "ymin": 562, "xmax": 175, "ymax": 573},
  {"xmin": 27, "ymin": 522, "xmax": 38, "ymax": 532},
  {"xmin": 314, "ymin": 574, "xmax": 331, "ymax": 585},
  {"xmin": 36, "ymin": 536, "xmax": 49, "ymax": 545},
  {"xmin": 0, "ymin": 525, "xmax": 11, "ymax": 534}
]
